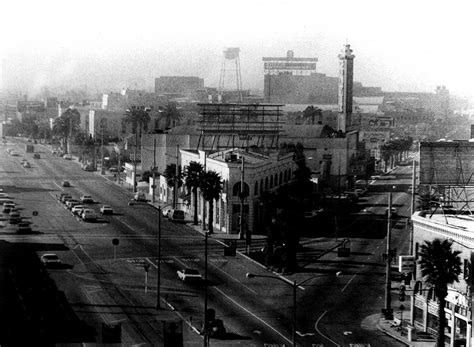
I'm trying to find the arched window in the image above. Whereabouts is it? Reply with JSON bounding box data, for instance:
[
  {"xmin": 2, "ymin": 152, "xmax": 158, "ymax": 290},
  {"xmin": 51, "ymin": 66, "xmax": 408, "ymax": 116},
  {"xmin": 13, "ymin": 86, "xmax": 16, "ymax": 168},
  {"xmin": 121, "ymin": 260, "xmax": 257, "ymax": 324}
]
[
  {"xmin": 270, "ymin": 175, "xmax": 273, "ymax": 188},
  {"xmin": 232, "ymin": 182, "xmax": 250, "ymax": 197},
  {"xmin": 260, "ymin": 179, "xmax": 264, "ymax": 194},
  {"xmin": 254, "ymin": 181, "xmax": 259, "ymax": 195}
]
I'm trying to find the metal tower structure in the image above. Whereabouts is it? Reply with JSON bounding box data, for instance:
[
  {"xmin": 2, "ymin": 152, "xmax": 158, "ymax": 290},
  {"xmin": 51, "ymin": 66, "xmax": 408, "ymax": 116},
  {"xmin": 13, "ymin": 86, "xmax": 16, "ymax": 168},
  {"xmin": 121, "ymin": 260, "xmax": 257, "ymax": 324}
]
[
  {"xmin": 219, "ymin": 48, "xmax": 243, "ymax": 103},
  {"xmin": 196, "ymin": 103, "xmax": 284, "ymax": 151},
  {"xmin": 420, "ymin": 141, "xmax": 474, "ymax": 220}
]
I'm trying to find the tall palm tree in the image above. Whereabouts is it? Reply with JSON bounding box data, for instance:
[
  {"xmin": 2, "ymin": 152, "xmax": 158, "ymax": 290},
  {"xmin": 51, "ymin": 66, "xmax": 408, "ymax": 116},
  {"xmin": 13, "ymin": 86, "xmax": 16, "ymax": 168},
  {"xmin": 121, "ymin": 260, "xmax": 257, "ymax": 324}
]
[
  {"xmin": 52, "ymin": 108, "xmax": 80, "ymax": 153},
  {"xmin": 419, "ymin": 238, "xmax": 461, "ymax": 347},
  {"xmin": 164, "ymin": 163, "xmax": 183, "ymax": 206},
  {"xmin": 162, "ymin": 103, "xmax": 181, "ymax": 129},
  {"xmin": 199, "ymin": 170, "xmax": 222, "ymax": 234},
  {"xmin": 185, "ymin": 161, "xmax": 204, "ymax": 225},
  {"xmin": 123, "ymin": 106, "xmax": 151, "ymax": 138}
]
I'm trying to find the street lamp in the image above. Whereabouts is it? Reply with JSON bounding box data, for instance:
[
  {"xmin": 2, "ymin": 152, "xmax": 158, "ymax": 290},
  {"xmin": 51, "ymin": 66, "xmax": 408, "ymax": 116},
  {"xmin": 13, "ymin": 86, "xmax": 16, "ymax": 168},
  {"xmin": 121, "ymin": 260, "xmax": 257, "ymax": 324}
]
[
  {"xmin": 246, "ymin": 271, "xmax": 342, "ymax": 346},
  {"xmin": 155, "ymin": 201, "xmax": 189, "ymax": 309}
]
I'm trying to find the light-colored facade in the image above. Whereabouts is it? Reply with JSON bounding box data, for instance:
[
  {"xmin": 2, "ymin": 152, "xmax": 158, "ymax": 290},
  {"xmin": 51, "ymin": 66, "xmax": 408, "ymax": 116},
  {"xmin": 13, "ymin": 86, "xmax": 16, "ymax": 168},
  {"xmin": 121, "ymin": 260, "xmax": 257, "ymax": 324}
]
[
  {"xmin": 411, "ymin": 211, "xmax": 473, "ymax": 346},
  {"xmin": 158, "ymin": 148, "xmax": 295, "ymax": 235}
]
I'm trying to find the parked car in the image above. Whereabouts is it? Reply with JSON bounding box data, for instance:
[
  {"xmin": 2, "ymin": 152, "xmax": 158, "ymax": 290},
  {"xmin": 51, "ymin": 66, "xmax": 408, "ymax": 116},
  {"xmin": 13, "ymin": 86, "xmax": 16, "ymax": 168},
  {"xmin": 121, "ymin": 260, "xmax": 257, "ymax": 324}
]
[
  {"xmin": 41, "ymin": 254, "xmax": 61, "ymax": 267},
  {"xmin": 167, "ymin": 209, "xmax": 185, "ymax": 223},
  {"xmin": 82, "ymin": 164, "xmax": 94, "ymax": 172},
  {"xmin": 65, "ymin": 200, "xmax": 81, "ymax": 210},
  {"xmin": 3, "ymin": 203, "xmax": 16, "ymax": 214},
  {"xmin": 23, "ymin": 161, "xmax": 31, "ymax": 168},
  {"xmin": 33, "ymin": 153, "xmax": 40, "ymax": 159},
  {"xmin": 72, "ymin": 205, "xmax": 85, "ymax": 216},
  {"xmin": 100, "ymin": 205, "xmax": 113, "ymax": 215},
  {"xmin": 9, "ymin": 211, "xmax": 21, "ymax": 224},
  {"xmin": 81, "ymin": 209, "xmax": 96, "ymax": 221},
  {"xmin": 80, "ymin": 195, "xmax": 94, "ymax": 203},
  {"xmin": 63, "ymin": 154, "xmax": 73, "ymax": 160},
  {"xmin": 61, "ymin": 180, "xmax": 71, "ymax": 187},
  {"xmin": 10, "ymin": 151, "xmax": 19, "ymax": 156},
  {"xmin": 61, "ymin": 196, "xmax": 74, "ymax": 204},
  {"xmin": 58, "ymin": 193, "xmax": 71, "ymax": 202},
  {"xmin": 177, "ymin": 268, "xmax": 202, "ymax": 282},
  {"xmin": 17, "ymin": 222, "xmax": 32, "ymax": 234}
]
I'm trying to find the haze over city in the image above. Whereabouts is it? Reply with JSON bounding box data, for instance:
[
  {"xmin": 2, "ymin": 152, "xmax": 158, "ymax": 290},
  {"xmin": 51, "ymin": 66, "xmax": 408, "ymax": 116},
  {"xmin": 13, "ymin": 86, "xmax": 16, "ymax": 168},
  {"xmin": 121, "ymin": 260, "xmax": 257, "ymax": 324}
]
[{"xmin": 1, "ymin": 0, "xmax": 474, "ymax": 102}]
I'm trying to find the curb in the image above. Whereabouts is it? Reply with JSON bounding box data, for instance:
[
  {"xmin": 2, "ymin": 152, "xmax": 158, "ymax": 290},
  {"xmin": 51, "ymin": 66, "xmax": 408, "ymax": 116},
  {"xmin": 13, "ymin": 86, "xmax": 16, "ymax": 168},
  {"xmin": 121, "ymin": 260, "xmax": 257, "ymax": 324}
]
[{"xmin": 376, "ymin": 320, "xmax": 410, "ymax": 346}]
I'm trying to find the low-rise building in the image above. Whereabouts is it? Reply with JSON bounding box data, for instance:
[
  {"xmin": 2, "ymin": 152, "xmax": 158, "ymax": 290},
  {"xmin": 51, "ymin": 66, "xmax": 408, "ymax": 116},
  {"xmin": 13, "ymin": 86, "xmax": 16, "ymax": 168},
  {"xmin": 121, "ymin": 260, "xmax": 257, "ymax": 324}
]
[
  {"xmin": 158, "ymin": 148, "xmax": 295, "ymax": 235},
  {"xmin": 411, "ymin": 211, "xmax": 473, "ymax": 346}
]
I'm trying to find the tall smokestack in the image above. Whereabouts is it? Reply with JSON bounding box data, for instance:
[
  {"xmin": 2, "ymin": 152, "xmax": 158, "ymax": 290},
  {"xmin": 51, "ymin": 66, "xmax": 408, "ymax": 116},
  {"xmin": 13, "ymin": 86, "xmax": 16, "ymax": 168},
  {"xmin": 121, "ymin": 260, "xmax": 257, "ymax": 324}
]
[{"xmin": 337, "ymin": 44, "xmax": 355, "ymax": 133}]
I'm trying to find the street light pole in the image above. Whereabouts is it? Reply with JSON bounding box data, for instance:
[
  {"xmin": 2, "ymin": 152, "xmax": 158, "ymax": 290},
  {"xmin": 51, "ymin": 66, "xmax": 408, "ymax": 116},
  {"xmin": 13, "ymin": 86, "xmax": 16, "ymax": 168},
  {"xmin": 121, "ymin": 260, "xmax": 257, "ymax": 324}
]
[
  {"xmin": 157, "ymin": 205, "xmax": 162, "ymax": 309},
  {"xmin": 246, "ymin": 271, "xmax": 342, "ymax": 347},
  {"xmin": 204, "ymin": 226, "xmax": 209, "ymax": 346}
]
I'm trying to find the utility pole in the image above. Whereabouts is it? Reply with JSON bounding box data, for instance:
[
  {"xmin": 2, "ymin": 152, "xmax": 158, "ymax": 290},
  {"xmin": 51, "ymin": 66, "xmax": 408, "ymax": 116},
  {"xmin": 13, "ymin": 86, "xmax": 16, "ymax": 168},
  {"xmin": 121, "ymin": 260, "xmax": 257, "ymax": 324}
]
[
  {"xmin": 239, "ymin": 156, "xmax": 245, "ymax": 240},
  {"xmin": 384, "ymin": 192, "xmax": 393, "ymax": 318},
  {"xmin": 100, "ymin": 121, "xmax": 105, "ymax": 174},
  {"xmin": 152, "ymin": 138, "xmax": 156, "ymax": 203},
  {"xmin": 410, "ymin": 158, "xmax": 416, "ymax": 255},
  {"xmin": 174, "ymin": 145, "xmax": 179, "ymax": 209},
  {"xmin": 133, "ymin": 131, "xmax": 137, "ymax": 193}
]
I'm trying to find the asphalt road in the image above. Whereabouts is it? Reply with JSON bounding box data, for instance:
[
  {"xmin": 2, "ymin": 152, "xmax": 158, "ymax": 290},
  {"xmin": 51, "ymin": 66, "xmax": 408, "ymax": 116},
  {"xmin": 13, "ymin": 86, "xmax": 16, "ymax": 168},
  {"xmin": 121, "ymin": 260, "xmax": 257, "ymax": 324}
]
[{"xmin": 0, "ymin": 138, "xmax": 413, "ymax": 346}]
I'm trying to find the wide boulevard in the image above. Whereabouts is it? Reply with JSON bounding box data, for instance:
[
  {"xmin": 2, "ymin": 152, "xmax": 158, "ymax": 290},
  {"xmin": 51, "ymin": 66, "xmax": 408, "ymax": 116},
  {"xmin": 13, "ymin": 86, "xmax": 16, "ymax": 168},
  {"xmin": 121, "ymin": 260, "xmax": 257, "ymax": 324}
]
[{"xmin": 0, "ymin": 137, "xmax": 413, "ymax": 346}]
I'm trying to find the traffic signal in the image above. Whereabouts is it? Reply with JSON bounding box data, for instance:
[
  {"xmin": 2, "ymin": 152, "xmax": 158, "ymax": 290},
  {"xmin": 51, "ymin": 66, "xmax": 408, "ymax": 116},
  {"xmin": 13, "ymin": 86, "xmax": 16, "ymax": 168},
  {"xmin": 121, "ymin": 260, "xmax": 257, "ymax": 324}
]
[{"xmin": 399, "ymin": 284, "xmax": 406, "ymax": 302}]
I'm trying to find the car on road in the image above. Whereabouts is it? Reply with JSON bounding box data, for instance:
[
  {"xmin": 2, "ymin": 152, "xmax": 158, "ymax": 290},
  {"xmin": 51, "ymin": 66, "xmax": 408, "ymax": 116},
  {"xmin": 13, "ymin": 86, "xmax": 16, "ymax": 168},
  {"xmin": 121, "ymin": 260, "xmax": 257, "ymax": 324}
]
[
  {"xmin": 61, "ymin": 180, "xmax": 71, "ymax": 187},
  {"xmin": 33, "ymin": 153, "xmax": 40, "ymax": 159},
  {"xmin": 61, "ymin": 196, "xmax": 74, "ymax": 204},
  {"xmin": 72, "ymin": 205, "xmax": 85, "ymax": 216},
  {"xmin": 80, "ymin": 195, "xmax": 94, "ymax": 203},
  {"xmin": 17, "ymin": 222, "xmax": 32, "ymax": 234},
  {"xmin": 81, "ymin": 209, "xmax": 97, "ymax": 221},
  {"xmin": 23, "ymin": 161, "xmax": 31, "ymax": 168},
  {"xmin": 167, "ymin": 209, "xmax": 185, "ymax": 223},
  {"xmin": 100, "ymin": 205, "xmax": 113, "ymax": 215},
  {"xmin": 41, "ymin": 254, "xmax": 61, "ymax": 267},
  {"xmin": 10, "ymin": 151, "xmax": 19, "ymax": 156},
  {"xmin": 63, "ymin": 154, "xmax": 73, "ymax": 160},
  {"xmin": 177, "ymin": 268, "xmax": 202, "ymax": 282}
]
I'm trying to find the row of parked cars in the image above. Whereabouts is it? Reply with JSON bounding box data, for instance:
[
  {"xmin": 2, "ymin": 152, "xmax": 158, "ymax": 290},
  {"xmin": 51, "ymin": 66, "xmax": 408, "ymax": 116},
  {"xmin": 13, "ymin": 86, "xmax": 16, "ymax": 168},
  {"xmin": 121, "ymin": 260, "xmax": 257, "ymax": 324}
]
[
  {"xmin": 0, "ymin": 190, "xmax": 32, "ymax": 233},
  {"xmin": 57, "ymin": 192, "xmax": 113, "ymax": 221}
]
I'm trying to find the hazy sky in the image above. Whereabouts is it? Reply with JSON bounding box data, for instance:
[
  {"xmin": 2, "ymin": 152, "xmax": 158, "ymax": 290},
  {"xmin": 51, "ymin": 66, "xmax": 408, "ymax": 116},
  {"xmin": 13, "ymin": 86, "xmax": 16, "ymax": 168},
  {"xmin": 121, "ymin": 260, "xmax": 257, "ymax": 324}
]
[{"xmin": 1, "ymin": 0, "xmax": 473, "ymax": 101}]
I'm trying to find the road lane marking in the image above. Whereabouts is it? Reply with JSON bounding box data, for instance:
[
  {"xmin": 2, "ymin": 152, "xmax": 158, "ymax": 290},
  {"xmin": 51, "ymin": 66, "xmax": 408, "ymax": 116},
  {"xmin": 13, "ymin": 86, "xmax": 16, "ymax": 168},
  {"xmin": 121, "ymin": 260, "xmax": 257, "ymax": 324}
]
[
  {"xmin": 341, "ymin": 274, "xmax": 357, "ymax": 293},
  {"xmin": 314, "ymin": 310, "xmax": 341, "ymax": 347},
  {"xmin": 213, "ymin": 286, "xmax": 293, "ymax": 345}
]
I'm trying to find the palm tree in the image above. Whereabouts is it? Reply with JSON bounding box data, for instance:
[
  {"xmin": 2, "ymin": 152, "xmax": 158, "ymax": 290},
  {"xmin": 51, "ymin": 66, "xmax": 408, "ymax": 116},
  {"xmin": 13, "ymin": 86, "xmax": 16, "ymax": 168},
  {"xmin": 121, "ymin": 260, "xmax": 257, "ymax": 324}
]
[
  {"xmin": 52, "ymin": 108, "xmax": 80, "ymax": 154},
  {"xmin": 161, "ymin": 103, "xmax": 181, "ymax": 129},
  {"xmin": 164, "ymin": 163, "xmax": 183, "ymax": 206},
  {"xmin": 185, "ymin": 161, "xmax": 204, "ymax": 225},
  {"xmin": 419, "ymin": 238, "xmax": 461, "ymax": 347},
  {"xmin": 199, "ymin": 170, "xmax": 222, "ymax": 234},
  {"xmin": 122, "ymin": 106, "xmax": 151, "ymax": 138}
]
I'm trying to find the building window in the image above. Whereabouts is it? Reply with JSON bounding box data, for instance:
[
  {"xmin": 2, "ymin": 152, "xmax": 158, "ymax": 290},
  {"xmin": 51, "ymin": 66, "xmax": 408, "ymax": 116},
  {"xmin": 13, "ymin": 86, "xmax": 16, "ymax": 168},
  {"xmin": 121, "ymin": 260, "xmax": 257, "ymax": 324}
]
[
  {"xmin": 233, "ymin": 182, "xmax": 250, "ymax": 197},
  {"xmin": 265, "ymin": 177, "xmax": 269, "ymax": 190},
  {"xmin": 279, "ymin": 172, "xmax": 283, "ymax": 185},
  {"xmin": 270, "ymin": 175, "xmax": 273, "ymax": 188},
  {"xmin": 260, "ymin": 179, "xmax": 264, "ymax": 194},
  {"xmin": 284, "ymin": 170, "xmax": 288, "ymax": 182},
  {"xmin": 254, "ymin": 182, "xmax": 259, "ymax": 196},
  {"xmin": 274, "ymin": 173, "xmax": 278, "ymax": 186}
]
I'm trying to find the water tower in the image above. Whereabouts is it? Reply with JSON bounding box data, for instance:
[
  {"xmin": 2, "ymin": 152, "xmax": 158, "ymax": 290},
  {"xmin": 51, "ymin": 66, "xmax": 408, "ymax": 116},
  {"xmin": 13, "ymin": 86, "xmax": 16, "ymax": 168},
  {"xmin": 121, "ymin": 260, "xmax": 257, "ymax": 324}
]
[{"xmin": 218, "ymin": 47, "xmax": 243, "ymax": 102}]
